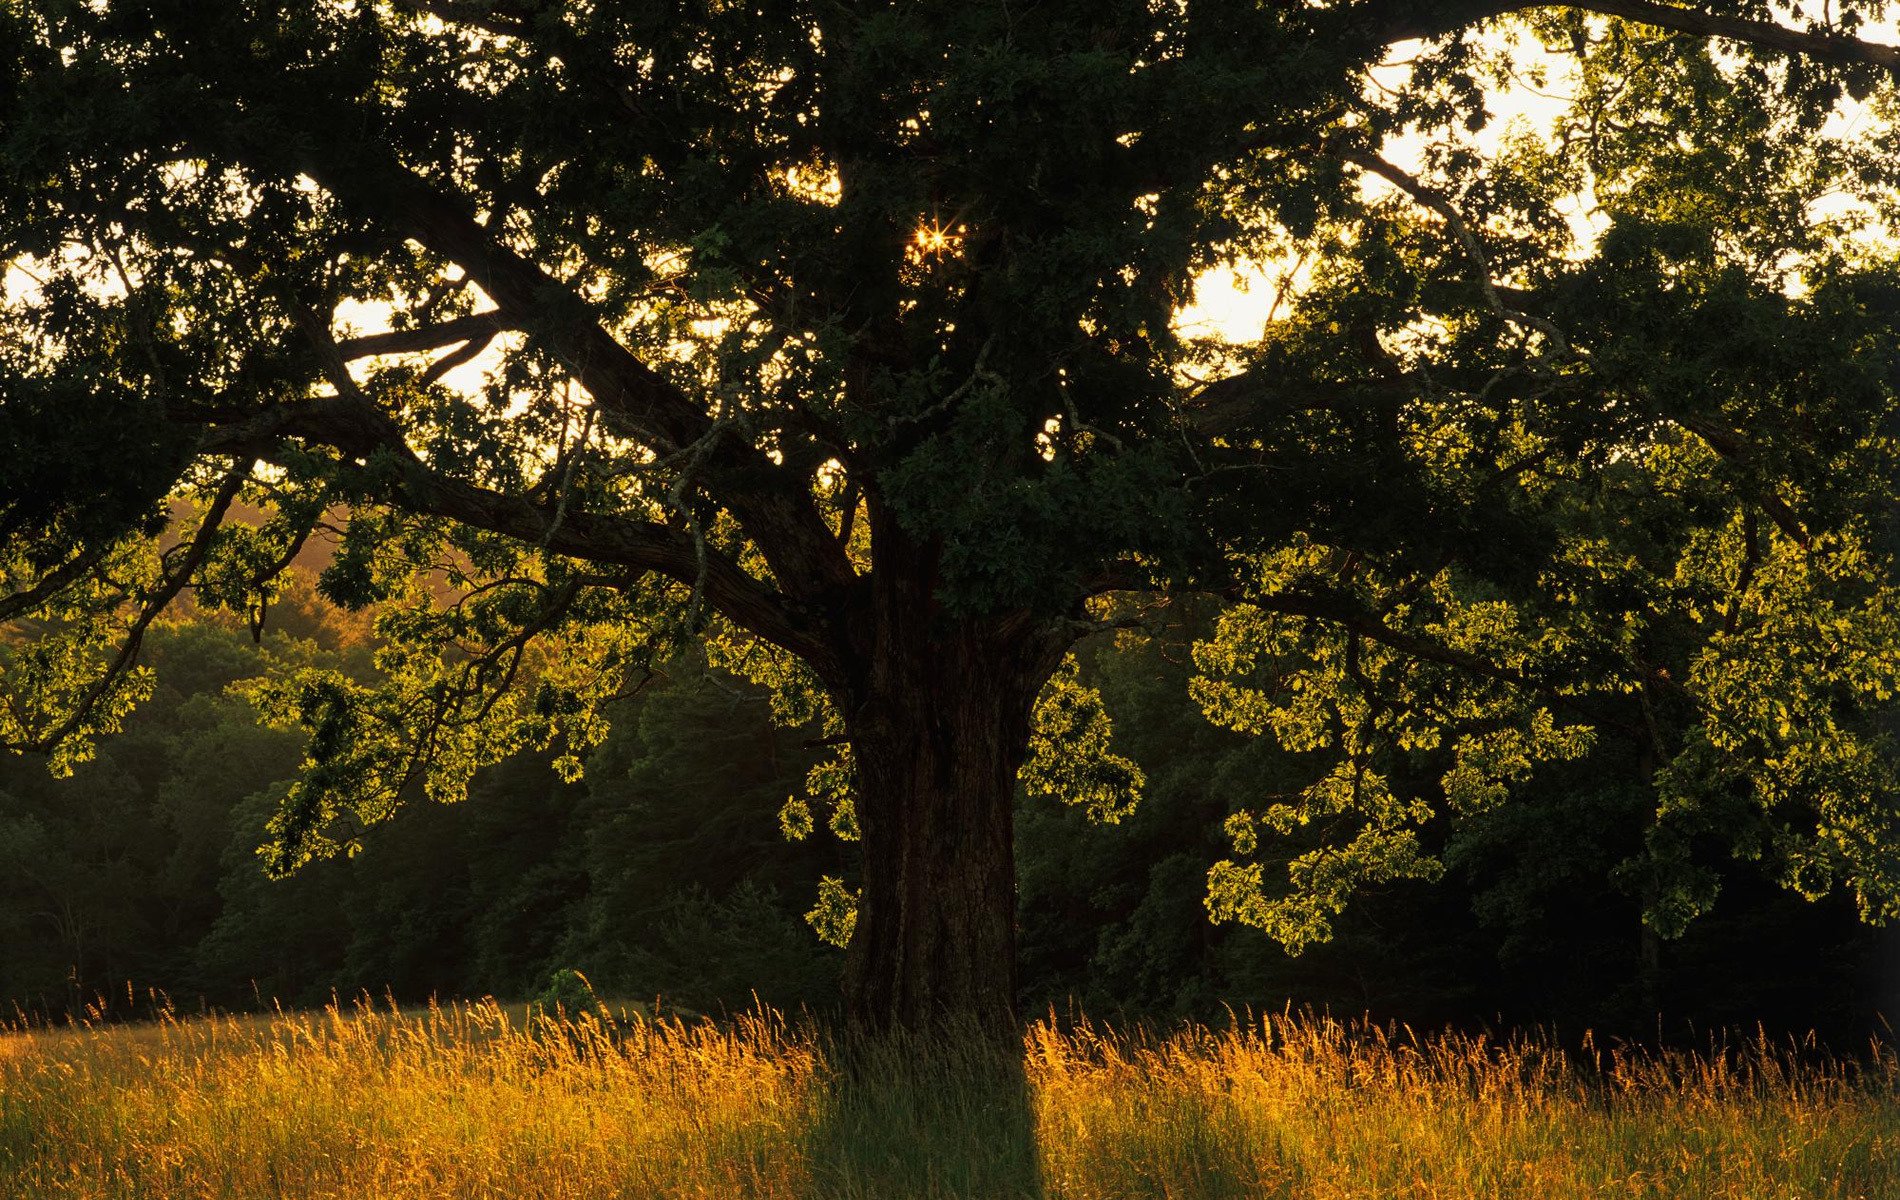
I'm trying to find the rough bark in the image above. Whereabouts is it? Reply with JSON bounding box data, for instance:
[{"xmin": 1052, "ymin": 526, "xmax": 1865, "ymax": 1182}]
[{"xmin": 838, "ymin": 523, "xmax": 1067, "ymax": 1035}]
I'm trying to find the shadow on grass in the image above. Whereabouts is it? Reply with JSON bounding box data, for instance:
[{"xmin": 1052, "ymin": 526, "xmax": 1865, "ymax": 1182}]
[{"xmin": 800, "ymin": 1026, "xmax": 1044, "ymax": 1200}]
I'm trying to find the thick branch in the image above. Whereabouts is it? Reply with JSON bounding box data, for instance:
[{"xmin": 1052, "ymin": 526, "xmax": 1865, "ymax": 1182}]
[
  {"xmin": 394, "ymin": 473, "xmax": 826, "ymax": 665},
  {"xmin": 1184, "ymin": 373, "xmax": 1413, "ymax": 438},
  {"xmin": 191, "ymin": 396, "xmax": 838, "ymax": 673},
  {"xmin": 1253, "ymin": 587, "xmax": 1526, "ymax": 687},
  {"xmin": 0, "ymin": 544, "xmax": 117, "ymax": 624},
  {"xmin": 297, "ymin": 158, "xmax": 859, "ymax": 605},
  {"xmin": 1674, "ymin": 414, "xmax": 1812, "ymax": 547},
  {"xmin": 335, "ymin": 312, "xmax": 510, "ymax": 360},
  {"xmin": 1390, "ymin": 0, "xmax": 1900, "ymax": 73},
  {"xmin": 417, "ymin": 336, "xmax": 495, "ymax": 387}
]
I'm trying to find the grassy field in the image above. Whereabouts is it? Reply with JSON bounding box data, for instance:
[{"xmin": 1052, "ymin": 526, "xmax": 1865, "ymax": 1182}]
[{"xmin": 1, "ymin": 997, "xmax": 1895, "ymax": 1199}]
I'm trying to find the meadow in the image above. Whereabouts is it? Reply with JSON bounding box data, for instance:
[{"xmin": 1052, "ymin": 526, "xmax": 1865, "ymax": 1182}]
[{"xmin": 0, "ymin": 996, "xmax": 1894, "ymax": 1200}]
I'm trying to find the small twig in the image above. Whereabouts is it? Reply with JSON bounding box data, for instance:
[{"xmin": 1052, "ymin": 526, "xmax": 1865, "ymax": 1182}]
[{"xmin": 541, "ymin": 404, "xmax": 598, "ymax": 556}]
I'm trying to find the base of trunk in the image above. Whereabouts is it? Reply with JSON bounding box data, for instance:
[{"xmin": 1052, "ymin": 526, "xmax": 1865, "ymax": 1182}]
[{"xmin": 841, "ymin": 623, "xmax": 1051, "ymax": 1035}]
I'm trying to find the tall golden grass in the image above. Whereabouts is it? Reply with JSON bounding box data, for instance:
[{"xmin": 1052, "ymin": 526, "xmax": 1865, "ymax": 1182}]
[{"xmin": 1, "ymin": 995, "xmax": 1894, "ymax": 1199}]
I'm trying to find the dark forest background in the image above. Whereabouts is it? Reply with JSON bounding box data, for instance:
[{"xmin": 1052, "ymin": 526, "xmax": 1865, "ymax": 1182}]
[{"xmin": 3, "ymin": 572, "xmax": 1893, "ymax": 1043}]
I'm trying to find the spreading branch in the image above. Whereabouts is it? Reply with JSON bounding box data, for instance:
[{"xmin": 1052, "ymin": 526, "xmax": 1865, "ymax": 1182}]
[
  {"xmin": 188, "ymin": 393, "xmax": 837, "ymax": 674},
  {"xmin": 1342, "ymin": 149, "xmax": 1574, "ymax": 357},
  {"xmin": 1673, "ymin": 413, "xmax": 1813, "ymax": 548},
  {"xmin": 1183, "ymin": 374, "xmax": 1414, "ymax": 439},
  {"xmin": 0, "ymin": 544, "xmax": 119, "ymax": 624},
  {"xmin": 288, "ymin": 153, "xmax": 860, "ymax": 606},
  {"xmin": 1387, "ymin": 0, "xmax": 1900, "ymax": 74},
  {"xmin": 9, "ymin": 470, "xmax": 247, "ymax": 755},
  {"xmin": 335, "ymin": 312, "xmax": 510, "ymax": 360},
  {"xmin": 1256, "ymin": 588, "xmax": 1524, "ymax": 687}
]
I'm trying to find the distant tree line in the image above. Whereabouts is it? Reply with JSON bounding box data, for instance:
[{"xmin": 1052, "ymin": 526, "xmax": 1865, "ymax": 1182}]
[{"xmin": 0, "ymin": 574, "xmax": 1888, "ymax": 1042}]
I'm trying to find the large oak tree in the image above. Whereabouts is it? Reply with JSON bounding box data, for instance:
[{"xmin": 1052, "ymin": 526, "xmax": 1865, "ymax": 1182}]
[{"xmin": 6, "ymin": 0, "xmax": 1900, "ymax": 1032}]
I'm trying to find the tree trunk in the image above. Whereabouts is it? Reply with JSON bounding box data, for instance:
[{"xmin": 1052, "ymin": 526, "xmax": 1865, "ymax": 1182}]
[{"xmin": 839, "ymin": 567, "xmax": 1060, "ymax": 1036}]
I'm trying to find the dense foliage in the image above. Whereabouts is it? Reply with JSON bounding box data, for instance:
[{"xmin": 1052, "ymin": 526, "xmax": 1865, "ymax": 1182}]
[
  {"xmin": 7, "ymin": 1, "xmax": 1900, "ymax": 1026},
  {"xmin": 2, "ymin": 595, "xmax": 1885, "ymax": 1042}
]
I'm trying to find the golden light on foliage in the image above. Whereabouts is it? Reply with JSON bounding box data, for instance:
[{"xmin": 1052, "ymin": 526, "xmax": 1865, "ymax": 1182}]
[
  {"xmin": 783, "ymin": 164, "xmax": 841, "ymax": 206},
  {"xmin": 907, "ymin": 218, "xmax": 966, "ymax": 264}
]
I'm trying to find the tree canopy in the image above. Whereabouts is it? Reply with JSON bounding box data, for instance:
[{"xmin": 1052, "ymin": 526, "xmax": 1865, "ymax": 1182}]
[{"xmin": 5, "ymin": 0, "xmax": 1900, "ymax": 1029}]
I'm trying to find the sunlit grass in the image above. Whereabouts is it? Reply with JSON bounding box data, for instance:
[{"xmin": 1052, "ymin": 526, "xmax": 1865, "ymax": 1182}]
[{"xmin": 1, "ymin": 997, "xmax": 1894, "ymax": 1198}]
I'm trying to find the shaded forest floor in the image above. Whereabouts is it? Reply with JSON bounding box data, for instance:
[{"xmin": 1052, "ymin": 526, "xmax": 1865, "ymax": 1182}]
[{"xmin": 1, "ymin": 999, "xmax": 1895, "ymax": 1199}]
